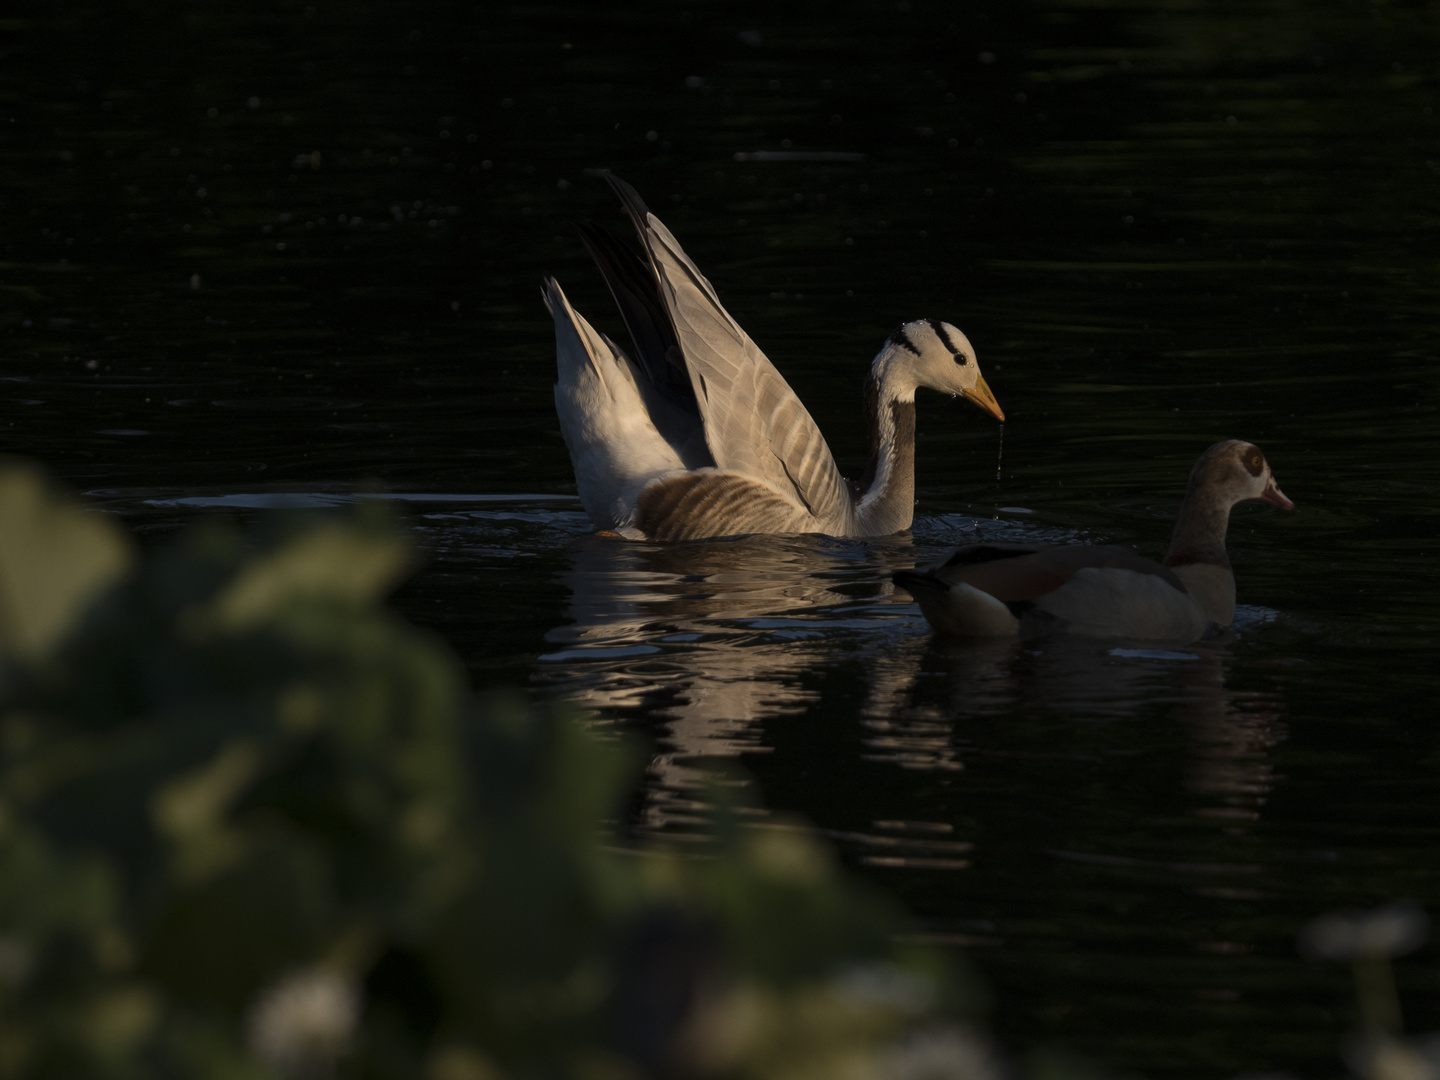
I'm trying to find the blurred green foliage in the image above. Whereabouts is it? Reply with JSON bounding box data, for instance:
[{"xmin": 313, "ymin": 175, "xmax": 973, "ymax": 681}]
[{"xmin": 0, "ymin": 461, "xmax": 983, "ymax": 1080}]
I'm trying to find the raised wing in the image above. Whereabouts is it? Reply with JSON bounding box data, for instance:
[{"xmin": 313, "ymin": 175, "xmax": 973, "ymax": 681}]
[
  {"xmin": 603, "ymin": 173, "xmax": 854, "ymax": 531},
  {"xmin": 575, "ymin": 221, "xmax": 712, "ymax": 470}
]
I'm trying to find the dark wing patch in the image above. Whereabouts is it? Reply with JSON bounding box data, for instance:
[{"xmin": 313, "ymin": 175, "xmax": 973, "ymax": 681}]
[
  {"xmin": 576, "ymin": 221, "xmax": 685, "ymax": 390},
  {"xmin": 577, "ymin": 219, "xmax": 715, "ymax": 470},
  {"xmin": 1039, "ymin": 546, "xmax": 1189, "ymax": 593},
  {"xmin": 892, "ymin": 568, "xmax": 949, "ymax": 598},
  {"xmin": 939, "ymin": 544, "xmax": 1039, "ymax": 568}
]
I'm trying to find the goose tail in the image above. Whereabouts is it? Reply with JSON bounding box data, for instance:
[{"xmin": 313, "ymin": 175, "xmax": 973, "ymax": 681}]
[
  {"xmin": 544, "ymin": 276, "xmax": 684, "ymax": 535},
  {"xmin": 544, "ymin": 276, "xmax": 608, "ymax": 383},
  {"xmin": 894, "ymin": 569, "xmax": 1021, "ymax": 637}
]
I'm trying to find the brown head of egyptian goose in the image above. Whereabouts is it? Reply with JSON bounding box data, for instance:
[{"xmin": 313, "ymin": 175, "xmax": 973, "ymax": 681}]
[
  {"xmin": 893, "ymin": 440, "xmax": 1294, "ymax": 641},
  {"xmin": 543, "ymin": 173, "xmax": 1005, "ymax": 541}
]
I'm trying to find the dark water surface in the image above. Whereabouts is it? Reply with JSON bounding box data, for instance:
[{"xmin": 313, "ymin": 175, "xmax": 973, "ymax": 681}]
[{"xmin": 5, "ymin": 1, "xmax": 1440, "ymax": 1075}]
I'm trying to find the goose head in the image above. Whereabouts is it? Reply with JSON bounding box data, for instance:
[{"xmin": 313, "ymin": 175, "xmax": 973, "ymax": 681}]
[
  {"xmin": 875, "ymin": 318, "xmax": 1005, "ymax": 421},
  {"xmin": 1187, "ymin": 439, "xmax": 1294, "ymax": 512},
  {"xmin": 1162, "ymin": 439, "xmax": 1293, "ymax": 625}
]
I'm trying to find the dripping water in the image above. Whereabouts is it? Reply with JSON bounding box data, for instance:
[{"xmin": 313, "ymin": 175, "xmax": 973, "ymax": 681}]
[{"xmin": 994, "ymin": 422, "xmax": 1004, "ymax": 519}]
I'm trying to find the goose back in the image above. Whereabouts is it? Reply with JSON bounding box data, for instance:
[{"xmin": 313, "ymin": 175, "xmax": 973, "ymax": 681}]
[{"xmin": 896, "ymin": 543, "xmax": 1207, "ymax": 641}]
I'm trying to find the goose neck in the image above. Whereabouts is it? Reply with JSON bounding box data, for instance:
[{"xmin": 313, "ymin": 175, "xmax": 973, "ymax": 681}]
[
  {"xmin": 1164, "ymin": 486, "xmax": 1237, "ymax": 625},
  {"xmin": 1164, "ymin": 492, "xmax": 1232, "ymax": 570},
  {"xmin": 853, "ymin": 359, "xmax": 918, "ymax": 534}
]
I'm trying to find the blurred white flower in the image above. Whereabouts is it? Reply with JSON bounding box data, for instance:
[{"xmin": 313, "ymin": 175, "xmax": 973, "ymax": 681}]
[
  {"xmin": 835, "ymin": 963, "xmax": 936, "ymax": 1015},
  {"xmin": 876, "ymin": 1025, "xmax": 1006, "ymax": 1080},
  {"xmin": 246, "ymin": 966, "xmax": 361, "ymax": 1078},
  {"xmin": 1344, "ymin": 1033, "xmax": 1440, "ymax": 1080},
  {"xmin": 1301, "ymin": 901, "xmax": 1429, "ymax": 961},
  {"xmin": 0, "ymin": 937, "xmax": 33, "ymax": 988}
]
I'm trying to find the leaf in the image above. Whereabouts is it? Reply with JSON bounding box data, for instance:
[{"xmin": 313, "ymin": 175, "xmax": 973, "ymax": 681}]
[
  {"xmin": 151, "ymin": 739, "xmax": 263, "ymax": 883},
  {"xmin": 184, "ymin": 521, "xmax": 411, "ymax": 637},
  {"xmin": 0, "ymin": 461, "xmax": 134, "ymax": 664}
]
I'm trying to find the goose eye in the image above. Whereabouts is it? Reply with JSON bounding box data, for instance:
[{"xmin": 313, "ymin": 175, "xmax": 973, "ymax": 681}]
[
  {"xmin": 954, "ymin": 353, "xmax": 969, "ymax": 367},
  {"xmin": 1245, "ymin": 452, "xmax": 1264, "ymax": 477}
]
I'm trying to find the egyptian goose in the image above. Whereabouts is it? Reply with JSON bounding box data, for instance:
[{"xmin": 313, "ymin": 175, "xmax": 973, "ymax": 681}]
[
  {"xmin": 893, "ymin": 440, "xmax": 1294, "ymax": 641},
  {"xmin": 543, "ymin": 174, "xmax": 1004, "ymax": 541}
]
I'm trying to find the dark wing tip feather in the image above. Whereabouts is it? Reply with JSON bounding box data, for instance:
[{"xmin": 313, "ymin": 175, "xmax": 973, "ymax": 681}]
[
  {"xmin": 575, "ymin": 219, "xmax": 644, "ymax": 284},
  {"xmin": 602, "ymin": 172, "xmax": 654, "ymax": 230},
  {"xmin": 574, "ymin": 217, "xmax": 695, "ymax": 407},
  {"xmin": 939, "ymin": 544, "xmax": 1039, "ymax": 569},
  {"xmin": 893, "ymin": 568, "xmax": 949, "ymax": 597}
]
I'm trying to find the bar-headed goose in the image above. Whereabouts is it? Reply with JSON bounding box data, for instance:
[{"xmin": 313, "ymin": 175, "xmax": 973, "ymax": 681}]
[
  {"xmin": 543, "ymin": 173, "xmax": 1004, "ymax": 541},
  {"xmin": 894, "ymin": 440, "xmax": 1294, "ymax": 641}
]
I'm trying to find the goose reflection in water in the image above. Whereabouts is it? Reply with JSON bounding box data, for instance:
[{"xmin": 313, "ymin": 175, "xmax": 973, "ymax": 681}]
[
  {"xmin": 1173, "ymin": 641, "xmax": 1288, "ymax": 825},
  {"xmin": 537, "ymin": 532, "xmax": 927, "ymax": 828},
  {"xmin": 898, "ymin": 621, "xmax": 1289, "ymax": 827},
  {"xmin": 536, "ymin": 529, "xmax": 1291, "ymax": 842}
]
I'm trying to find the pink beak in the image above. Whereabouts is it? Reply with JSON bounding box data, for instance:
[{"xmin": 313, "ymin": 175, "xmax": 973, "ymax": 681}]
[{"xmin": 1261, "ymin": 473, "xmax": 1295, "ymax": 510}]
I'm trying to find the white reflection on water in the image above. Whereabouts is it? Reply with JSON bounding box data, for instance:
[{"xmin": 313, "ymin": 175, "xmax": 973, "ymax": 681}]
[
  {"xmin": 918, "ymin": 627, "xmax": 1287, "ymax": 819},
  {"xmin": 540, "ymin": 533, "xmax": 908, "ymax": 739},
  {"xmin": 537, "ymin": 532, "xmax": 926, "ymax": 830}
]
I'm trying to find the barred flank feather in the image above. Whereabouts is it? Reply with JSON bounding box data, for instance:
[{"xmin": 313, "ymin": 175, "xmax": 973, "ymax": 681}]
[{"xmin": 637, "ymin": 472, "xmax": 812, "ymax": 541}]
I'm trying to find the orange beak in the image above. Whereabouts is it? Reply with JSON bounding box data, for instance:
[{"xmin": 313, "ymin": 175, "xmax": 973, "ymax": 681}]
[{"xmin": 964, "ymin": 374, "xmax": 1005, "ymax": 422}]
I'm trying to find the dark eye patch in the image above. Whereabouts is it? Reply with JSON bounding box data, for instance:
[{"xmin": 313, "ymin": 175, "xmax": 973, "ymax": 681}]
[{"xmin": 1244, "ymin": 451, "xmax": 1265, "ymax": 477}]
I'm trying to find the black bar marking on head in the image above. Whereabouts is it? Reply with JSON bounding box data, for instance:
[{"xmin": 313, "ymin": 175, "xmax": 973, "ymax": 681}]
[
  {"xmin": 926, "ymin": 318, "xmax": 968, "ymax": 364},
  {"xmin": 888, "ymin": 324, "xmax": 921, "ymax": 356}
]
